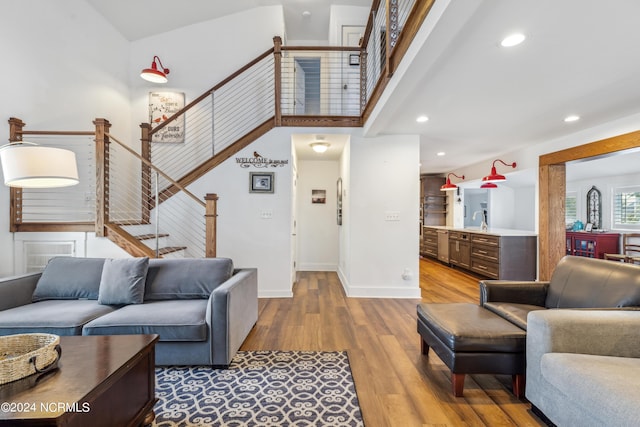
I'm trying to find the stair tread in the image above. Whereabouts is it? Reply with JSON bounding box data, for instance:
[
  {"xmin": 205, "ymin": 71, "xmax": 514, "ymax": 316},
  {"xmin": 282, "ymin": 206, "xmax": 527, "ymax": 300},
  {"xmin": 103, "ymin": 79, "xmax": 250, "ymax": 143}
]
[
  {"xmin": 135, "ymin": 233, "xmax": 170, "ymax": 241},
  {"xmin": 158, "ymin": 246, "xmax": 187, "ymax": 256}
]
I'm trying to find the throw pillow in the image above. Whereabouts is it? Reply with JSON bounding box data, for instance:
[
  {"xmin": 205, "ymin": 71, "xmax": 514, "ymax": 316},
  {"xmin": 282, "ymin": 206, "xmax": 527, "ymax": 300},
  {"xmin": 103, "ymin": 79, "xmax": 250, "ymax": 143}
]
[
  {"xmin": 32, "ymin": 257, "xmax": 106, "ymax": 302},
  {"xmin": 144, "ymin": 258, "xmax": 234, "ymax": 300},
  {"xmin": 98, "ymin": 257, "xmax": 149, "ymax": 305}
]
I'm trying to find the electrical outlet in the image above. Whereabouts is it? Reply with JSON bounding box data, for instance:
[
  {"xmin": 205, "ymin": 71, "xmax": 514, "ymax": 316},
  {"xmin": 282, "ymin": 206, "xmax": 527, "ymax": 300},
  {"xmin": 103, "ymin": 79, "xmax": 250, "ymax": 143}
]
[{"xmin": 385, "ymin": 211, "xmax": 400, "ymax": 221}]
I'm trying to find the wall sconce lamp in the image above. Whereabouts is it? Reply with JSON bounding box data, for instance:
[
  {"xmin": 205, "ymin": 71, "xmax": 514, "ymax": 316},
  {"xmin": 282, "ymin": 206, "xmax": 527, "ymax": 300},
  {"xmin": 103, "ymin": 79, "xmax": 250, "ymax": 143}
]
[
  {"xmin": 310, "ymin": 142, "xmax": 330, "ymax": 153},
  {"xmin": 0, "ymin": 142, "xmax": 79, "ymax": 188},
  {"xmin": 440, "ymin": 172, "xmax": 465, "ymax": 191},
  {"xmin": 141, "ymin": 56, "xmax": 170, "ymax": 83},
  {"xmin": 481, "ymin": 159, "xmax": 516, "ymax": 188}
]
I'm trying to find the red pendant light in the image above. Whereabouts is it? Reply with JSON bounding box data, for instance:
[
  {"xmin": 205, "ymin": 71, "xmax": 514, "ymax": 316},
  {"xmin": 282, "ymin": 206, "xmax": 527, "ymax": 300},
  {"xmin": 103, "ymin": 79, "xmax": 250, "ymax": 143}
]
[
  {"xmin": 141, "ymin": 56, "xmax": 170, "ymax": 83},
  {"xmin": 440, "ymin": 172, "xmax": 465, "ymax": 191},
  {"xmin": 481, "ymin": 159, "xmax": 516, "ymax": 188}
]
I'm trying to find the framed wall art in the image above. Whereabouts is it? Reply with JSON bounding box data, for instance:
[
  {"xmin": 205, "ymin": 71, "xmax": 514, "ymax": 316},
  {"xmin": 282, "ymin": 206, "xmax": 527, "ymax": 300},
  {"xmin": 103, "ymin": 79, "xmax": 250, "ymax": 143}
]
[
  {"xmin": 250, "ymin": 172, "xmax": 274, "ymax": 193},
  {"xmin": 149, "ymin": 91, "xmax": 185, "ymax": 143},
  {"xmin": 312, "ymin": 189, "xmax": 326, "ymax": 204}
]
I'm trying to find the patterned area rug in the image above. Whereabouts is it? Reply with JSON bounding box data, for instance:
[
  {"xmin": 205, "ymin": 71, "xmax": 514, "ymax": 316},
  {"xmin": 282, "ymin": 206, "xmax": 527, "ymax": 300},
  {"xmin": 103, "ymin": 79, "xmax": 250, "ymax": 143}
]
[{"xmin": 153, "ymin": 350, "xmax": 364, "ymax": 426}]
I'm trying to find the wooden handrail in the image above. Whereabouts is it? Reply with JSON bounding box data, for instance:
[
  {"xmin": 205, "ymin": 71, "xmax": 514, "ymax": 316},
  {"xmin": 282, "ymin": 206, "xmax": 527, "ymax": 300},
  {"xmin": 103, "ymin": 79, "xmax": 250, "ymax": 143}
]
[
  {"xmin": 281, "ymin": 46, "xmax": 361, "ymax": 52},
  {"xmin": 105, "ymin": 132, "xmax": 206, "ymax": 208},
  {"xmin": 149, "ymin": 47, "xmax": 275, "ymax": 137},
  {"xmin": 17, "ymin": 130, "xmax": 95, "ymax": 136},
  {"xmin": 361, "ymin": 0, "xmax": 383, "ymax": 50}
]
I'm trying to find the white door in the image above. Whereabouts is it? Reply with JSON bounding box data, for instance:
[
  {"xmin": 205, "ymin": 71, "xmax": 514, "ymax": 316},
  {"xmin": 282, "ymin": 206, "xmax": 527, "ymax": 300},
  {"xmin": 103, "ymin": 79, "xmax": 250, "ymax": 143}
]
[
  {"xmin": 294, "ymin": 60, "xmax": 306, "ymax": 114},
  {"xmin": 342, "ymin": 26, "xmax": 364, "ymax": 115}
]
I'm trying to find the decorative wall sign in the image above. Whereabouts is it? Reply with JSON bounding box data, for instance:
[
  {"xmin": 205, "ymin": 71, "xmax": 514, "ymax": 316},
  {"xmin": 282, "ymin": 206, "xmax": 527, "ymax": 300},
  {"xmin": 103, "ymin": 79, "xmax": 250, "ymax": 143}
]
[
  {"xmin": 236, "ymin": 151, "xmax": 288, "ymax": 168},
  {"xmin": 149, "ymin": 92, "xmax": 185, "ymax": 143},
  {"xmin": 586, "ymin": 185, "xmax": 602, "ymax": 230},
  {"xmin": 250, "ymin": 172, "xmax": 274, "ymax": 193},
  {"xmin": 312, "ymin": 190, "xmax": 326, "ymax": 204}
]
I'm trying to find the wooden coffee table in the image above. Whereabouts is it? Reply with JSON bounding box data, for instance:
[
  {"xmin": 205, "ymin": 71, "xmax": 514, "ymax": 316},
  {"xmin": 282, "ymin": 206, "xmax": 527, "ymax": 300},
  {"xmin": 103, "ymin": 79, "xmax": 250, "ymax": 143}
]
[{"xmin": 0, "ymin": 334, "xmax": 159, "ymax": 427}]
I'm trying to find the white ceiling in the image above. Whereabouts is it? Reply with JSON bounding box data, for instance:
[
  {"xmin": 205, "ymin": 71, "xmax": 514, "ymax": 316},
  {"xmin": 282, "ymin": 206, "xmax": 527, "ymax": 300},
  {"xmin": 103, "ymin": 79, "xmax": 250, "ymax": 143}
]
[
  {"xmin": 85, "ymin": 0, "xmax": 371, "ymax": 42},
  {"xmin": 86, "ymin": 0, "xmax": 640, "ymax": 178}
]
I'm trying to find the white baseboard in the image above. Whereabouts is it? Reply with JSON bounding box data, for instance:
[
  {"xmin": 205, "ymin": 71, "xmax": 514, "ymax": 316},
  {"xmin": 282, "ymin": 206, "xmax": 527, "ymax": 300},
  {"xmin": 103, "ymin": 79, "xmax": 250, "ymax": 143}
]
[
  {"xmin": 336, "ymin": 267, "xmax": 419, "ymax": 298},
  {"xmin": 298, "ymin": 263, "xmax": 337, "ymax": 272},
  {"xmin": 258, "ymin": 290, "xmax": 293, "ymax": 298}
]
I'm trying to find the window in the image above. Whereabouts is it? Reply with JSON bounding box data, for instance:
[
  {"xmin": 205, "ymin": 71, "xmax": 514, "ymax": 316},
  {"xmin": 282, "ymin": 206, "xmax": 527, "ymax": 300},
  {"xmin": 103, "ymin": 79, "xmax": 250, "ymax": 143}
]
[
  {"xmin": 613, "ymin": 185, "xmax": 640, "ymax": 229},
  {"xmin": 565, "ymin": 191, "xmax": 577, "ymax": 226}
]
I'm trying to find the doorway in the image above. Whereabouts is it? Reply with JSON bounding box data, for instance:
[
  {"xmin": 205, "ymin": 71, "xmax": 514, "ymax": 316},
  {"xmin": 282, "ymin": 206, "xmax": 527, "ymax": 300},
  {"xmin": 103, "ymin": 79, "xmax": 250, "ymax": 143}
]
[
  {"xmin": 293, "ymin": 58, "xmax": 321, "ymax": 115},
  {"xmin": 538, "ymin": 130, "xmax": 640, "ymax": 279}
]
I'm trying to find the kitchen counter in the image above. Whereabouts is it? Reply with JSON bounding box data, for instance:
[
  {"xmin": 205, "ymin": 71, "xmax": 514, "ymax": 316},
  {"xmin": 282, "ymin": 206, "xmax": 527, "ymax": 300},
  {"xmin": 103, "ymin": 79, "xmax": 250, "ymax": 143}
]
[
  {"xmin": 425, "ymin": 225, "xmax": 537, "ymax": 237},
  {"xmin": 422, "ymin": 226, "xmax": 537, "ymax": 280}
]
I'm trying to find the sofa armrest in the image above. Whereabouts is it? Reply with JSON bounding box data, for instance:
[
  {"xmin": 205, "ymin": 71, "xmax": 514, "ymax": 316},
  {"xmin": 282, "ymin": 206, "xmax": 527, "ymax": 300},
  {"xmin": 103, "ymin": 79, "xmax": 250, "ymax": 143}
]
[
  {"xmin": 479, "ymin": 280, "xmax": 549, "ymax": 306},
  {"xmin": 207, "ymin": 268, "xmax": 258, "ymax": 366},
  {"xmin": 0, "ymin": 273, "xmax": 40, "ymax": 311}
]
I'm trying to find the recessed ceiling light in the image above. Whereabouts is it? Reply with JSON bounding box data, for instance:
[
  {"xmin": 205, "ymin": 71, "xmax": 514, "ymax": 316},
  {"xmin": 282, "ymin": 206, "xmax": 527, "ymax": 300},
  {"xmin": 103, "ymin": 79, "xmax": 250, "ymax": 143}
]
[
  {"xmin": 302, "ymin": 10, "xmax": 311, "ymax": 18},
  {"xmin": 416, "ymin": 115, "xmax": 429, "ymax": 123},
  {"xmin": 564, "ymin": 115, "xmax": 580, "ymax": 122},
  {"xmin": 436, "ymin": 152, "xmax": 446, "ymax": 156},
  {"xmin": 501, "ymin": 33, "xmax": 526, "ymax": 47}
]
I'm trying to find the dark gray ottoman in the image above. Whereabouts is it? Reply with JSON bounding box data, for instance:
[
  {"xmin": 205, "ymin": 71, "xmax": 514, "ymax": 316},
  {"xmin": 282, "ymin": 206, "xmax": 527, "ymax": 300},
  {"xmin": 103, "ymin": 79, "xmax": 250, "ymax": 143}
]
[{"xmin": 417, "ymin": 303, "xmax": 526, "ymax": 397}]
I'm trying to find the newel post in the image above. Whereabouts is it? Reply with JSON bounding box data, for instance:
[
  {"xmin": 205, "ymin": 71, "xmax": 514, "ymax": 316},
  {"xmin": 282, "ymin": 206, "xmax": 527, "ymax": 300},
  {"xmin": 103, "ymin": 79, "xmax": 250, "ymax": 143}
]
[
  {"xmin": 7, "ymin": 117, "xmax": 25, "ymax": 232},
  {"xmin": 140, "ymin": 123, "xmax": 152, "ymax": 224},
  {"xmin": 94, "ymin": 118, "xmax": 111, "ymax": 237},
  {"xmin": 273, "ymin": 36, "xmax": 282, "ymax": 126},
  {"xmin": 205, "ymin": 193, "xmax": 219, "ymax": 258}
]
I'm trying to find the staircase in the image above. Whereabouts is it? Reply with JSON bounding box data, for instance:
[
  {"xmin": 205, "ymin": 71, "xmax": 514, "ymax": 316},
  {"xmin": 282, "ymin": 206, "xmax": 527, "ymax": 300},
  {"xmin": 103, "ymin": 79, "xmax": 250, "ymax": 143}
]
[{"xmin": 7, "ymin": 0, "xmax": 434, "ymax": 259}]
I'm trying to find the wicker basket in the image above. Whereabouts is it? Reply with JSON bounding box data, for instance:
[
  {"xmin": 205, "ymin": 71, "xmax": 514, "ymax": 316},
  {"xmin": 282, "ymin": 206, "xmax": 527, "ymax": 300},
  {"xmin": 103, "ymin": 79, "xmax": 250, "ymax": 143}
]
[{"xmin": 0, "ymin": 333, "xmax": 61, "ymax": 385}]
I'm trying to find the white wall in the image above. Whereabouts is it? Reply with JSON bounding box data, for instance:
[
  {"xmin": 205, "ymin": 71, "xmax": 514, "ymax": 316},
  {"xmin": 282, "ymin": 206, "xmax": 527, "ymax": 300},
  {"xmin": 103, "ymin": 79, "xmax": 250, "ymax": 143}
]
[
  {"xmin": 338, "ymin": 137, "xmax": 352, "ymax": 284},
  {"xmin": 328, "ymin": 6, "xmax": 370, "ymax": 45},
  {"xmin": 343, "ymin": 134, "xmax": 421, "ymax": 298},
  {"xmin": 568, "ymin": 171, "xmax": 640, "ymax": 232},
  {"xmin": 188, "ymin": 128, "xmax": 293, "ymax": 298},
  {"xmin": 297, "ymin": 160, "xmax": 340, "ymax": 271},
  {"xmin": 451, "ymin": 112, "xmax": 640, "ymax": 234},
  {"xmin": 129, "ymin": 7, "xmax": 285, "ymax": 144},
  {"xmin": 0, "ymin": 0, "xmax": 131, "ymax": 277}
]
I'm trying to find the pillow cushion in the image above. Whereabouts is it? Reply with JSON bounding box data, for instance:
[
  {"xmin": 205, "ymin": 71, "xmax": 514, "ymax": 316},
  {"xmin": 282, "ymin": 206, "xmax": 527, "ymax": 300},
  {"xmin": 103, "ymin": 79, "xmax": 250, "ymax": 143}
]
[
  {"xmin": 144, "ymin": 258, "xmax": 234, "ymax": 300},
  {"xmin": 32, "ymin": 257, "xmax": 106, "ymax": 302},
  {"xmin": 98, "ymin": 257, "xmax": 149, "ymax": 305}
]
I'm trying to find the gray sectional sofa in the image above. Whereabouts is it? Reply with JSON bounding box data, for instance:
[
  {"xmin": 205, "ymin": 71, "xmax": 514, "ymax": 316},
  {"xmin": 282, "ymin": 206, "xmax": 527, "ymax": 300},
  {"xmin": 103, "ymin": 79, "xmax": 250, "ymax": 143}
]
[{"xmin": 0, "ymin": 256, "xmax": 258, "ymax": 367}]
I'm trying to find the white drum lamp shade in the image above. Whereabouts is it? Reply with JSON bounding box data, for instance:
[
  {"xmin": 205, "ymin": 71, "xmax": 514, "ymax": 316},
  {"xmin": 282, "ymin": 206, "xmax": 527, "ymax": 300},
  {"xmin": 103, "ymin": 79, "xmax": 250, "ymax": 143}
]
[{"xmin": 0, "ymin": 144, "xmax": 79, "ymax": 188}]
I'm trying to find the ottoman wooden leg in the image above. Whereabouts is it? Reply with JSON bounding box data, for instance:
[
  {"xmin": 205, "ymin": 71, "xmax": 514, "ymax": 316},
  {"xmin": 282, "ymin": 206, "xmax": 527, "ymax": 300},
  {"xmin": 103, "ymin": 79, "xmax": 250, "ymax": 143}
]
[
  {"xmin": 421, "ymin": 338, "xmax": 430, "ymax": 355},
  {"xmin": 452, "ymin": 373, "xmax": 465, "ymax": 397},
  {"xmin": 512, "ymin": 374, "xmax": 525, "ymax": 398}
]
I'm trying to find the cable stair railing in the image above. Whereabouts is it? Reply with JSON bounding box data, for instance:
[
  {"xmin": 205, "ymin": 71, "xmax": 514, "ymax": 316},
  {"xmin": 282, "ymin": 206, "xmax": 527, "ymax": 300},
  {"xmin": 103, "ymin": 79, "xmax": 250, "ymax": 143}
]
[
  {"xmin": 142, "ymin": 0, "xmax": 431, "ymax": 206},
  {"xmin": 7, "ymin": 0, "xmax": 432, "ymax": 260}
]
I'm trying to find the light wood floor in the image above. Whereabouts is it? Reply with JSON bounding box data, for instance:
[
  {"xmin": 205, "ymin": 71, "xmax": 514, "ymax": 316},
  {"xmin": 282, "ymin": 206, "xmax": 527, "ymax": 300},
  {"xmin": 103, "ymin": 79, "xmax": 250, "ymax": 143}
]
[{"xmin": 241, "ymin": 257, "xmax": 546, "ymax": 426}]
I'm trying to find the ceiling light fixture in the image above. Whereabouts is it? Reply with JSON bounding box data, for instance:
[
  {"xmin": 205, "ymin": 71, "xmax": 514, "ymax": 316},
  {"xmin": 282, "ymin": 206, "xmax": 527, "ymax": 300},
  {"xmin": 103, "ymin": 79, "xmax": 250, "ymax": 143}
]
[
  {"xmin": 564, "ymin": 115, "xmax": 580, "ymax": 122},
  {"xmin": 416, "ymin": 115, "xmax": 429, "ymax": 123},
  {"xmin": 141, "ymin": 56, "xmax": 170, "ymax": 83},
  {"xmin": 500, "ymin": 33, "xmax": 526, "ymax": 47},
  {"xmin": 481, "ymin": 159, "xmax": 516, "ymax": 188},
  {"xmin": 310, "ymin": 142, "xmax": 330, "ymax": 153},
  {"xmin": 440, "ymin": 172, "xmax": 465, "ymax": 191},
  {"xmin": 436, "ymin": 151, "xmax": 446, "ymax": 156},
  {"xmin": 0, "ymin": 142, "xmax": 79, "ymax": 188}
]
